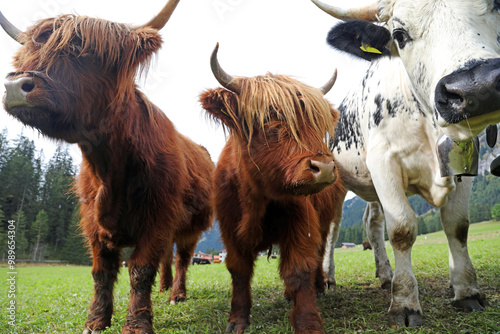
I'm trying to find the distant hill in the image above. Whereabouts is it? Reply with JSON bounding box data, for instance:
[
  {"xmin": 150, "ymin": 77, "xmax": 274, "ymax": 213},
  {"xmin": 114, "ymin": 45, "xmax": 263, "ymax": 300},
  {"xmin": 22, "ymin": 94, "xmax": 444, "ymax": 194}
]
[{"xmin": 195, "ymin": 221, "xmax": 225, "ymax": 254}]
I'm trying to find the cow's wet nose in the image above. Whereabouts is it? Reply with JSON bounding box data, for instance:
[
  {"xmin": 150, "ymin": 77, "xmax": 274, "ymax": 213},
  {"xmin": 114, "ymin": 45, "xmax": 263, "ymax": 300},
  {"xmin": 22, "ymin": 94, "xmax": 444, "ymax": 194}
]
[
  {"xmin": 310, "ymin": 159, "xmax": 336, "ymax": 185},
  {"xmin": 4, "ymin": 76, "xmax": 35, "ymax": 109},
  {"xmin": 435, "ymin": 58, "xmax": 500, "ymax": 124}
]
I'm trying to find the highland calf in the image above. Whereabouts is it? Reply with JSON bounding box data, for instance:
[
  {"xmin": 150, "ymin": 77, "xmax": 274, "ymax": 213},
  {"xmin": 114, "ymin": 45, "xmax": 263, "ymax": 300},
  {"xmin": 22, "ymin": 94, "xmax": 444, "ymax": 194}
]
[
  {"xmin": 1, "ymin": 1, "xmax": 214, "ymax": 333},
  {"xmin": 200, "ymin": 44, "xmax": 345, "ymax": 334}
]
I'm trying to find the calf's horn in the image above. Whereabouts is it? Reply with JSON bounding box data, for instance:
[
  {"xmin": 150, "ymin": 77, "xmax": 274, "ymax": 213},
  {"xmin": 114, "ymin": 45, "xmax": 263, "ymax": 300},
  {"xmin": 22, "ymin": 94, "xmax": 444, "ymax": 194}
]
[
  {"xmin": 311, "ymin": 0, "xmax": 378, "ymax": 21},
  {"xmin": 137, "ymin": 0, "xmax": 181, "ymax": 30},
  {"xmin": 0, "ymin": 11, "xmax": 23, "ymax": 44},
  {"xmin": 320, "ymin": 68, "xmax": 337, "ymax": 95},
  {"xmin": 210, "ymin": 43, "xmax": 242, "ymax": 94}
]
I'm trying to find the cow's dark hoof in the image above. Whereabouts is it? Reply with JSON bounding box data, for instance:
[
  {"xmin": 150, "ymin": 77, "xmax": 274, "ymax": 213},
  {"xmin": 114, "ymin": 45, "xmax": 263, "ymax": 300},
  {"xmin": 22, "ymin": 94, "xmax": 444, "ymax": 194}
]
[
  {"xmin": 388, "ymin": 308, "xmax": 422, "ymax": 328},
  {"xmin": 381, "ymin": 281, "xmax": 391, "ymax": 290},
  {"xmin": 225, "ymin": 321, "xmax": 249, "ymax": 333},
  {"xmin": 325, "ymin": 278, "xmax": 336, "ymax": 290},
  {"xmin": 452, "ymin": 293, "xmax": 490, "ymax": 312},
  {"xmin": 170, "ymin": 294, "xmax": 186, "ymax": 305}
]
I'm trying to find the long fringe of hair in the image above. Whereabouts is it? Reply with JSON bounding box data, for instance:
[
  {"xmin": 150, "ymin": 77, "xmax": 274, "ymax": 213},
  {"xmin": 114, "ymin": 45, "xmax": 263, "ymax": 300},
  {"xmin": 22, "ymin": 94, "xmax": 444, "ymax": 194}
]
[{"xmin": 229, "ymin": 73, "xmax": 337, "ymax": 151}]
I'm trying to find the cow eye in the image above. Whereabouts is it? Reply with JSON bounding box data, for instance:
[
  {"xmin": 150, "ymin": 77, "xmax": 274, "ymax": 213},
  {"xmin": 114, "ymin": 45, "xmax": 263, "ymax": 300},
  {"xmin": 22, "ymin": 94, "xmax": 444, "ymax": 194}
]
[
  {"xmin": 33, "ymin": 30, "xmax": 52, "ymax": 45},
  {"xmin": 495, "ymin": 0, "xmax": 500, "ymax": 12},
  {"xmin": 393, "ymin": 28, "xmax": 412, "ymax": 49}
]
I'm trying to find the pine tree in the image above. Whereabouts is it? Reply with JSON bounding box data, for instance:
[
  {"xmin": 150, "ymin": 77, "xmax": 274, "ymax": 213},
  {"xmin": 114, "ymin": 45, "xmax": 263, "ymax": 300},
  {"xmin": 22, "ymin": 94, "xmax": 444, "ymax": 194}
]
[
  {"xmin": 13, "ymin": 209, "xmax": 29, "ymax": 258},
  {"xmin": 0, "ymin": 134, "xmax": 42, "ymax": 225},
  {"xmin": 40, "ymin": 145, "xmax": 77, "ymax": 256},
  {"xmin": 30, "ymin": 210, "xmax": 49, "ymax": 261},
  {"xmin": 60, "ymin": 206, "xmax": 91, "ymax": 265}
]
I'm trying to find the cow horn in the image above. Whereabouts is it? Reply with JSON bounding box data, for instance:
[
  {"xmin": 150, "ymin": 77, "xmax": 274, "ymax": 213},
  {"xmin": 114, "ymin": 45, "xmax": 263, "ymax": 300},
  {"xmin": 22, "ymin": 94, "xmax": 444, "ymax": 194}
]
[
  {"xmin": 311, "ymin": 0, "xmax": 378, "ymax": 21},
  {"xmin": 320, "ymin": 68, "xmax": 337, "ymax": 95},
  {"xmin": 0, "ymin": 11, "xmax": 23, "ymax": 44},
  {"xmin": 210, "ymin": 43, "xmax": 242, "ymax": 94},
  {"xmin": 138, "ymin": 0, "xmax": 181, "ymax": 30}
]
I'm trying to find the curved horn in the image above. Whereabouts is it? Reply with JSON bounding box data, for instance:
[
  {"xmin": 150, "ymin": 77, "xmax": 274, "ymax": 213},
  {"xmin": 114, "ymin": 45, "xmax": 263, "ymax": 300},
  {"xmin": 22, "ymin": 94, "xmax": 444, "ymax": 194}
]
[
  {"xmin": 137, "ymin": 0, "xmax": 181, "ymax": 30},
  {"xmin": 0, "ymin": 11, "xmax": 23, "ymax": 44},
  {"xmin": 311, "ymin": 0, "xmax": 378, "ymax": 21},
  {"xmin": 210, "ymin": 43, "xmax": 242, "ymax": 94},
  {"xmin": 320, "ymin": 68, "xmax": 337, "ymax": 95}
]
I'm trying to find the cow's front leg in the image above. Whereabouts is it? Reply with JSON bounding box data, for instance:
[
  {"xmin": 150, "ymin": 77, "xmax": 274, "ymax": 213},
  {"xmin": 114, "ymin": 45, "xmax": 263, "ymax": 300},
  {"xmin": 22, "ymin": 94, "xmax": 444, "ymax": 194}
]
[
  {"xmin": 123, "ymin": 240, "xmax": 163, "ymax": 334},
  {"xmin": 281, "ymin": 203, "xmax": 324, "ymax": 334},
  {"xmin": 364, "ymin": 201, "xmax": 393, "ymax": 289},
  {"xmin": 225, "ymin": 249, "xmax": 256, "ymax": 333},
  {"xmin": 369, "ymin": 159, "xmax": 422, "ymax": 328},
  {"xmin": 322, "ymin": 198, "xmax": 343, "ymax": 290},
  {"xmin": 440, "ymin": 177, "xmax": 489, "ymax": 311},
  {"xmin": 383, "ymin": 206, "xmax": 422, "ymax": 327},
  {"xmin": 84, "ymin": 239, "xmax": 121, "ymax": 334}
]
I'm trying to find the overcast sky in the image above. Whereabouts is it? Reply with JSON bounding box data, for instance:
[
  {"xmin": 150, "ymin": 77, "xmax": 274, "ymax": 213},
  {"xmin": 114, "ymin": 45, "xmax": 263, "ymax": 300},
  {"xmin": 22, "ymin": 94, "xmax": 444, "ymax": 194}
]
[{"xmin": 0, "ymin": 0, "xmax": 370, "ymax": 188}]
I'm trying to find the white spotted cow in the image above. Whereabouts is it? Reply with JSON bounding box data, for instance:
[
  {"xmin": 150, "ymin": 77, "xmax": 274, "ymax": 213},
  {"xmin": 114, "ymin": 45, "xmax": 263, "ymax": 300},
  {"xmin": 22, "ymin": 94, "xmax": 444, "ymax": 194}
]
[{"xmin": 312, "ymin": 0, "xmax": 496, "ymax": 328}]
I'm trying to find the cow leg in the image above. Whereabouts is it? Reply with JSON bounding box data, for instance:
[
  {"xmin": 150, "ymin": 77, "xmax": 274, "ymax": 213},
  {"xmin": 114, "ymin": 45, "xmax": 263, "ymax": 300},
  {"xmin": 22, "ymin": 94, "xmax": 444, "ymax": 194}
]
[
  {"xmin": 322, "ymin": 196, "xmax": 343, "ymax": 290},
  {"xmin": 440, "ymin": 177, "xmax": 489, "ymax": 311},
  {"xmin": 122, "ymin": 240, "xmax": 164, "ymax": 334},
  {"xmin": 281, "ymin": 204, "xmax": 324, "ymax": 334},
  {"xmin": 225, "ymin": 249, "xmax": 256, "ymax": 333},
  {"xmin": 368, "ymin": 160, "xmax": 422, "ymax": 328},
  {"xmin": 364, "ymin": 201, "xmax": 393, "ymax": 289},
  {"xmin": 159, "ymin": 245, "xmax": 173, "ymax": 293},
  {"xmin": 84, "ymin": 239, "xmax": 121, "ymax": 334},
  {"xmin": 169, "ymin": 232, "xmax": 200, "ymax": 305}
]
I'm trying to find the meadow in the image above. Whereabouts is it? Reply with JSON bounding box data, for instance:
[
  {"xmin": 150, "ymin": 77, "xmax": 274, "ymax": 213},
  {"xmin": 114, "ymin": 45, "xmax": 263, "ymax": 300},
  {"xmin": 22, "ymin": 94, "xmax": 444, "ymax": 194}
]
[{"xmin": 1, "ymin": 221, "xmax": 499, "ymax": 334}]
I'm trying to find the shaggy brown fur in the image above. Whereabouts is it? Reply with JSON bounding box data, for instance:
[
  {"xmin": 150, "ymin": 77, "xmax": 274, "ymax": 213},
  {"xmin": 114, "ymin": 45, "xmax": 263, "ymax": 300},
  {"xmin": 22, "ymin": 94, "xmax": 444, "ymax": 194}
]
[
  {"xmin": 200, "ymin": 73, "xmax": 346, "ymax": 334},
  {"xmin": 4, "ymin": 14, "xmax": 213, "ymax": 334}
]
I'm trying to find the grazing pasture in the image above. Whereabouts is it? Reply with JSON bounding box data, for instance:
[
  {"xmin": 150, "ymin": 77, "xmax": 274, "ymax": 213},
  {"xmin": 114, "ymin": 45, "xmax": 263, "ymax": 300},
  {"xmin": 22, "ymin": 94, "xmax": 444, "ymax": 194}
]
[{"xmin": 1, "ymin": 221, "xmax": 499, "ymax": 333}]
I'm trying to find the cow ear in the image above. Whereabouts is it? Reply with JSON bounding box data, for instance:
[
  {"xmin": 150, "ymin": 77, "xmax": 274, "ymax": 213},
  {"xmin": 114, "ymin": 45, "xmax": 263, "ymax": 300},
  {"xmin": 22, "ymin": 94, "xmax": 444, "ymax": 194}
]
[
  {"xmin": 327, "ymin": 20, "xmax": 391, "ymax": 61},
  {"xmin": 122, "ymin": 27, "xmax": 162, "ymax": 70},
  {"xmin": 199, "ymin": 88, "xmax": 239, "ymax": 130}
]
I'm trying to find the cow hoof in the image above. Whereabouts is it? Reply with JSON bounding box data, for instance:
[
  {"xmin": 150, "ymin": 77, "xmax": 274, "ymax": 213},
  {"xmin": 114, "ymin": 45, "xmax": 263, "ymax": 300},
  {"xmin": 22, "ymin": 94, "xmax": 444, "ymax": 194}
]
[
  {"xmin": 325, "ymin": 279, "xmax": 336, "ymax": 290},
  {"xmin": 452, "ymin": 294, "xmax": 490, "ymax": 312},
  {"xmin": 381, "ymin": 281, "xmax": 391, "ymax": 290},
  {"xmin": 225, "ymin": 321, "xmax": 249, "ymax": 333},
  {"xmin": 388, "ymin": 308, "xmax": 422, "ymax": 328},
  {"xmin": 170, "ymin": 295, "xmax": 186, "ymax": 305}
]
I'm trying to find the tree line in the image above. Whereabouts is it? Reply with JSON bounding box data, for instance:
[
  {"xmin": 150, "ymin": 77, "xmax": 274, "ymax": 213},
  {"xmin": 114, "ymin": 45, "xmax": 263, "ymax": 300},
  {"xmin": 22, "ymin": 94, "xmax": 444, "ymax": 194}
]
[{"xmin": 0, "ymin": 130, "xmax": 90, "ymax": 264}]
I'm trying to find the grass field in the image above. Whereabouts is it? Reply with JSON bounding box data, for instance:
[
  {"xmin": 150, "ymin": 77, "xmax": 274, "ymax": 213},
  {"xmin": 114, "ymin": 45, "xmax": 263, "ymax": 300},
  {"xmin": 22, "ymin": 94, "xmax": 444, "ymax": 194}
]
[{"xmin": 1, "ymin": 221, "xmax": 499, "ymax": 334}]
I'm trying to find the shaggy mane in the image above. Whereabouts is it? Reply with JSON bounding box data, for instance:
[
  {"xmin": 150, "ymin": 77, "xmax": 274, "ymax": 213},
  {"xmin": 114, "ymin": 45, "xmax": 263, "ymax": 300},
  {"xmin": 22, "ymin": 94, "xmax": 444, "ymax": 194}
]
[
  {"xmin": 230, "ymin": 73, "xmax": 337, "ymax": 150},
  {"xmin": 17, "ymin": 15, "xmax": 159, "ymax": 105},
  {"xmin": 20, "ymin": 15, "xmax": 131, "ymax": 71}
]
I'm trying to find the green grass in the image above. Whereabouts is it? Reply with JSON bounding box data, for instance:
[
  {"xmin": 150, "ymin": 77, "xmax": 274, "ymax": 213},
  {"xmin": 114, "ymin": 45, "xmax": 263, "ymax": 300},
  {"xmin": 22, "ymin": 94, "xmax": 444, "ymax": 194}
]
[{"xmin": 1, "ymin": 221, "xmax": 499, "ymax": 333}]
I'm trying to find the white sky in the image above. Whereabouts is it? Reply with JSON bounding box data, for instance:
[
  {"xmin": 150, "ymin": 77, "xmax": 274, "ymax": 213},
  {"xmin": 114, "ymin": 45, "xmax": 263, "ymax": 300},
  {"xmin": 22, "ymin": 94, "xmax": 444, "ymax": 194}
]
[{"xmin": 0, "ymin": 0, "xmax": 371, "ymax": 199}]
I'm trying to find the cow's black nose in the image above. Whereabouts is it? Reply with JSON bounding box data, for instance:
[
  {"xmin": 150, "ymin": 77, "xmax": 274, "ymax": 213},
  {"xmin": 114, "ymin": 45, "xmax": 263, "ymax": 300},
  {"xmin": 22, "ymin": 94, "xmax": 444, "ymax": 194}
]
[
  {"xmin": 4, "ymin": 76, "xmax": 36, "ymax": 109},
  {"xmin": 434, "ymin": 58, "xmax": 500, "ymax": 124}
]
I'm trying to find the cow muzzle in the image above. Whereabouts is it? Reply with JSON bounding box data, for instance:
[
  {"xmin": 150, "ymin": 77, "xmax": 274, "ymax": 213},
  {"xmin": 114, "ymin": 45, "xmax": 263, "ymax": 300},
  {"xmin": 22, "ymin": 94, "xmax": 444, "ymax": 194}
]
[
  {"xmin": 309, "ymin": 159, "xmax": 336, "ymax": 185},
  {"xmin": 4, "ymin": 75, "xmax": 36, "ymax": 109},
  {"xmin": 434, "ymin": 58, "xmax": 500, "ymax": 124}
]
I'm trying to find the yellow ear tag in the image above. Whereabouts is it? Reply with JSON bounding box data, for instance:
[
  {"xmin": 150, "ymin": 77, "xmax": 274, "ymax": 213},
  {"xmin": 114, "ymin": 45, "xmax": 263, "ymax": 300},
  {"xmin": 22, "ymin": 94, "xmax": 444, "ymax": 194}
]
[{"xmin": 360, "ymin": 43, "xmax": 382, "ymax": 54}]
